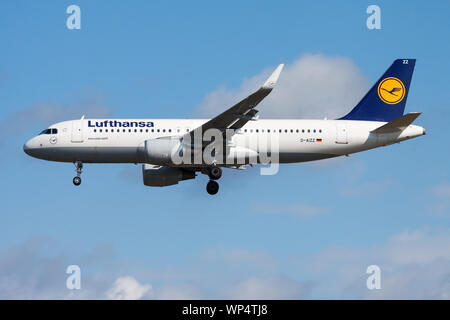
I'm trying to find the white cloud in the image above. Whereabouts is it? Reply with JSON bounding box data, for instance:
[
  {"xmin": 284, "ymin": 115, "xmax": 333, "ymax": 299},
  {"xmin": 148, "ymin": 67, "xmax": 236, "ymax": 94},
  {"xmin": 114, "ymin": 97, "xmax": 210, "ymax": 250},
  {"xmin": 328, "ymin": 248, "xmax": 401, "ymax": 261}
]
[
  {"xmin": 429, "ymin": 184, "xmax": 450, "ymax": 216},
  {"xmin": 0, "ymin": 88, "xmax": 112, "ymax": 142},
  {"xmin": 252, "ymin": 202, "xmax": 328, "ymax": 218},
  {"xmin": 106, "ymin": 276, "xmax": 152, "ymax": 300},
  {"xmin": 2, "ymin": 228, "xmax": 449, "ymax": 300},
  {"xmin": 195, "ymin": 54, "xmax": 370, "ymax": 120},
  {"xmin": 432, "ymin": 184, "xmax": 450, "ymax": 198},
  {"xmin": 339, "ymin": 178, "xmax": 392, "ymax": 197},
  {"xmin": 225, "ymin": 276, "xmax": 312, "ymax": 300},
  {"xmin": 300, "ymin": 227, "xmax": 450, "ymax": 299},
  {"xmin": 155, "ymin": 284, "xmax": 203, "ymax": 300},
  {"xmin": 202, "ymin": 247, "xmax": 277, "ymax": 271},
  {"xmin": 0, "ymin": 237, "xmax": 114, "ymax": 299}
]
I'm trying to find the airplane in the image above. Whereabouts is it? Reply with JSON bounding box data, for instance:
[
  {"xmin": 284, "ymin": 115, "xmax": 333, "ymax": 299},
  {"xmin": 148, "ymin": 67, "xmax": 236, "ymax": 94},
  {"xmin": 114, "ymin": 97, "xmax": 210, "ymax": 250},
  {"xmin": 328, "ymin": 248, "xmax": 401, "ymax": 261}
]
[{"xmin": 23, "ymin": 59, "xmax": 425, "ymax": 195}]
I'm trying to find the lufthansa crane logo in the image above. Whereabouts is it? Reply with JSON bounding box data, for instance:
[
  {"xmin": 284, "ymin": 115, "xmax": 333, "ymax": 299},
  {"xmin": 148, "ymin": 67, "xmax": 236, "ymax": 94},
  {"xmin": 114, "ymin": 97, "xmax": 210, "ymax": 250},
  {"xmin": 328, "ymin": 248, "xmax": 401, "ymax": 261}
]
[{"xmin": 377, "ymin": 77, "xmax": 405, "ymax": 105}]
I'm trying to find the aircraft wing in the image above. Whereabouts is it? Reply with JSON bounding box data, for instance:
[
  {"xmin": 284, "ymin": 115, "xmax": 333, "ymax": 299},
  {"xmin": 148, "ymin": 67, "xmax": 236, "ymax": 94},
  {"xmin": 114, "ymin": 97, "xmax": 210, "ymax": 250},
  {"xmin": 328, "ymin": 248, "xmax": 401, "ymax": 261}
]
[{"xmin": 185, "ymin": 64, "xmax": 284, "ymax": 141}]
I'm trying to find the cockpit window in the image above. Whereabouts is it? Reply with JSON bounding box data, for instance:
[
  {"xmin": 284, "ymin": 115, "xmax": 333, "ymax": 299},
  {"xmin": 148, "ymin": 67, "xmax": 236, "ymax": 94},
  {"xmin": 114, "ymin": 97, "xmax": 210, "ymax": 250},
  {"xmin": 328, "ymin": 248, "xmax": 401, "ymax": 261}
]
[{"xmin": 39, "ymin": 128, "xmax": 57, "ymax": 135}]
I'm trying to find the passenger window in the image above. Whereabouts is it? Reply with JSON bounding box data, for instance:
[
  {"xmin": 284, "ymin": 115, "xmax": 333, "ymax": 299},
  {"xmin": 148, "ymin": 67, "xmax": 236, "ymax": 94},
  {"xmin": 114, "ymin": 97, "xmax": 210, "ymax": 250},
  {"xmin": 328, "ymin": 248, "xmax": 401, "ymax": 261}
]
[
  {"xmin": 256, "ymin": 129, "xmax": 259, "ymax": 133},
  {"xmin": 285, "ymin": 129, "xmax": 288, "ymax": 133},
  {"xmin": 99, "ymin": 129, "xmax": 102, "ymax": 133},
  {"xmin": 134, "ymin": 129, "xmax": 137, "ymax": 132},
  {"xmin": 151, "ymin": 129, "xmax": 154, "ymax": 132},
  {"xmin": 279, "ymin": 129, "xmax": 282, "ymax": 133},
  {"xmin": 169, "ymin": 129, "xmax": 172, "ymax": 133},
  {"xmin": 313, "ymin": 129, "xmax": 316, "ymax": 133},
  {"xmin": 157, "ymin": 129, "xmax": 160, "ymax": 133},
  {"xmin": 302, "ymin": 129, "xmax": 305, "ymax": 133},
  {"xmin": 296, "ymin": 129, "xmax": 299, "ymax": 133},
  {"xmin": 94, "ymin": 129, "xmax": 97, "ymax": 133},
  {"xmin": 290, "ymin": 129, "xmax": 293, "ymax": 133},
  {"xmin": 319, "ymin": 129, "xmax": 322, "ymax": 133},
  {"xmin": 268, "ymin": 129, "xmax": 270, "ymax": 133},
  {"xmin": 163, "ymin": 129, "xmax": 166, "ymax": 133},
  {"xmin": 307, "ymin": 129, "xmax": 310, "ymax": 133}
]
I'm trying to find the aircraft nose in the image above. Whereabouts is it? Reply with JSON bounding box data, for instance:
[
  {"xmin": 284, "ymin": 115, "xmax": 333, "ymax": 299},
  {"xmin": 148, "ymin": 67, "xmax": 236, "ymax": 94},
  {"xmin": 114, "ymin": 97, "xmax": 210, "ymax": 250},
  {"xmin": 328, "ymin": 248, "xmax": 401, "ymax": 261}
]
[
  {"xmin": 23, "ymin": 139, "xmax": 35, "ymax": 156},
  {"xmin": 23, "ymin": 141, "xmax": 31, "ymax": 155}
]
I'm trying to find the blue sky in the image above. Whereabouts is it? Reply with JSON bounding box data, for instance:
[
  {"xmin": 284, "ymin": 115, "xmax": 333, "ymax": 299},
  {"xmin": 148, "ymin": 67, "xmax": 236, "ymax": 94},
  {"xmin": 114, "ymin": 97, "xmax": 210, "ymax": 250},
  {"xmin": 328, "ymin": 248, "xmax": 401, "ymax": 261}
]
[{"xmin": 0, "ymin": 0, "xmax": 449, "ymax": 299}]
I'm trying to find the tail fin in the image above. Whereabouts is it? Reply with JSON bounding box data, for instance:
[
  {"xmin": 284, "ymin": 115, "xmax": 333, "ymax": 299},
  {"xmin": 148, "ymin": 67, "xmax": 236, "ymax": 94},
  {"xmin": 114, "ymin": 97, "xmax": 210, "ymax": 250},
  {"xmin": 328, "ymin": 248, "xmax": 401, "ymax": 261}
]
[{"xmin": 339, "ymin": 59, "xmax": 416, "ymax": 122}]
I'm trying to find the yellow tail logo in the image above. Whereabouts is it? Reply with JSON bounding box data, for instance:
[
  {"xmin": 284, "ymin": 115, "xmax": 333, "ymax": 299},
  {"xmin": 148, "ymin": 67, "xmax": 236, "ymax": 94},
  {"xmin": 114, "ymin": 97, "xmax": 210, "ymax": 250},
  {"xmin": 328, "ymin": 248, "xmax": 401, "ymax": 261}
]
[{"xmin": 377, "ymin": 77, "xmax": 405, "ymax": 105}]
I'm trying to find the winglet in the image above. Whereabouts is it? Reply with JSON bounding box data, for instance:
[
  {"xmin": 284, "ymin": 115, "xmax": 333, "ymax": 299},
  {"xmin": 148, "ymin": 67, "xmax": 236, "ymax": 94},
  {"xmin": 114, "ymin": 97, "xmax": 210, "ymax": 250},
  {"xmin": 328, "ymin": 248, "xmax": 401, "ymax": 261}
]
[{"xmin": 262, "ymin": 64, "xmax": 284, "ymax": 89}]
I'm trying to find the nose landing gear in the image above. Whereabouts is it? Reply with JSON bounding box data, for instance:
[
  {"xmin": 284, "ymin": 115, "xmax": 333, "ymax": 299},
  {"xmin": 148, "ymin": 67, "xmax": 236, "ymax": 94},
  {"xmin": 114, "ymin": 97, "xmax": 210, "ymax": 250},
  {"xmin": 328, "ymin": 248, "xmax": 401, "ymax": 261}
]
[
  {"xmin": 73, "ymin": 161, "xmax": 83, "ymax": 186},
  {"xmin": 205, "ymin": 166, "xmax": 222, "ymax": 195}
]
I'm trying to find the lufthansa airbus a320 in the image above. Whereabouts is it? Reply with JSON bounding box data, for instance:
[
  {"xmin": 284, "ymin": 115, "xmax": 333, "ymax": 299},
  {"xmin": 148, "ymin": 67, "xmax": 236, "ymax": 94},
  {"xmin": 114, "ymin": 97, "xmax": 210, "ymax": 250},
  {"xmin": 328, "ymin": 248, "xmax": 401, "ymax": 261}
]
[{"xmin": 24, "ymin": 59, "xmax": 425, "ymax": 195}]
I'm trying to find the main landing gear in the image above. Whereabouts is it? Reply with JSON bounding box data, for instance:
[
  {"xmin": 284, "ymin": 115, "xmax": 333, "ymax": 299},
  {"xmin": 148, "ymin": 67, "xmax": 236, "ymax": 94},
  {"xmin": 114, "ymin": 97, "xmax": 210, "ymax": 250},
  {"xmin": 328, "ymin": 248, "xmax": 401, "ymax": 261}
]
[
  {"xmin": 205, "ymin": 166, "xmax": 222, "ymax": 195},
  {"xmin": 73, "ymin": 161, "xmax": 83, "ymax": 186},
  {"xmin": 206, "ymin": 180, "xmax": 219, "ymax": 195}
]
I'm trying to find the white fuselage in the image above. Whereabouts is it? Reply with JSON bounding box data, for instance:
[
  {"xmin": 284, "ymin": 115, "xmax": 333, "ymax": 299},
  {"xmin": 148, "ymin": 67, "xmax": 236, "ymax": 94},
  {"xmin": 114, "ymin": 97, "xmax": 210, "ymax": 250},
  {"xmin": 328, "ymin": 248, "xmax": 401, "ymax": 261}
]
[{"xmin": 23, "ymin": 118, "xmax": 426, "ymax": 166}]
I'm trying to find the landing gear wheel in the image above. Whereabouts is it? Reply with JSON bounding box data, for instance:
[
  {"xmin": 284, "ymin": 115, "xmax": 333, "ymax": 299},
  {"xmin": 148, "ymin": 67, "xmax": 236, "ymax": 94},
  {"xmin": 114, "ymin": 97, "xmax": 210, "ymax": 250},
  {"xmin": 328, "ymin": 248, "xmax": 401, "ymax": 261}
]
[
  {"xmin": 73, "ymin": 176, "xmax": 81, "ymax": 186},
  {"xmin": 73, "ymin": 161, "xmax": 83, "ymax": 186},
  {"xmin": 206, "ymin": 180, "xmax": 219, "ymax": 195},
  {"xmin": 208, "ymin": 167, "xmax": 222, "ymax": 180}
]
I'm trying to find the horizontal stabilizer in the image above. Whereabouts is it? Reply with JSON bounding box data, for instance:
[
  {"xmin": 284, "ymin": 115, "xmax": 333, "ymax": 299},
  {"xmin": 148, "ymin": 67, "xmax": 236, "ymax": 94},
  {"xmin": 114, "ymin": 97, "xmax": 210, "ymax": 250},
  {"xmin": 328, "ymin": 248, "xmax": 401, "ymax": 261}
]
[{"xmin": 371, "ymin": 112, "xmax": 421, "ymax": 134}]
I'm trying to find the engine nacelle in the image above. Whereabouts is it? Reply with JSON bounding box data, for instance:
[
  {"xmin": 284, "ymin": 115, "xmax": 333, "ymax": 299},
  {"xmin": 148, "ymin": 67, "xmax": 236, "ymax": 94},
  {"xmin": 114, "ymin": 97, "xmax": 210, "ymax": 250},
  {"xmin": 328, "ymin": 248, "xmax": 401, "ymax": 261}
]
[
  {"xmin": 144, "ymin": 137, "xmax": 181, "ymax": 165},
  {"xmin": 142, "ymin": 164, "xmax": 195, "ymax": 187},
  {"xmin": 144, "ymin": 137, "xmax": 259, "ymax": 166}
]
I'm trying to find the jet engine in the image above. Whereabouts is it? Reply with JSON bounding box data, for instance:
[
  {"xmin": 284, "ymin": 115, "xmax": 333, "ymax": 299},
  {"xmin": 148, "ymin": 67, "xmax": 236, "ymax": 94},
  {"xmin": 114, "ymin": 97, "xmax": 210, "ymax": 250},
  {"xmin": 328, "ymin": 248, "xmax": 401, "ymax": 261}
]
[
  {"xmin": 142, "ymin": 164, "xmax": 195, "ymax": 187},
  {"xmin": 144, "ymin": 137, "xmax": 182, "ymax": 165}
]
